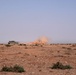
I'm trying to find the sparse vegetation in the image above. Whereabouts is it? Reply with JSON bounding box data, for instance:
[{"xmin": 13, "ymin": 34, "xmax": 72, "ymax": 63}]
[
  {"xmin": 1, "ymin": 65, "xmax": 25, "ymax": 73},
  {"xmin": 51, "ymin": 62, "xmax": 72, "ymax": 70},
  {"xmin": 34, "ymin": 44, "xmax": 39, "ymax": 46},
  {"xmin": 71, "ymin": 44, "xmax": 76, "ymax": 47},
  {"xmin": 67, "ymin": 48, "xmax": 71, "ymax": 50},
  {"xmin": 5, "ymin": 44, "xmax": 11, "ymax": 47},
  {"xmin": 1, "ymin": 66, "xmax": 13, "ymax": 72},
  {"xmin": 19, "ymin": 44, "xmax": 26, "ymax": 46},
  {"xmin": 74, "ymin": 48, "xmax": 76, "ymax": 50},
  {"xmin": 62, "ymin": 47, "xmax": 66, "ymax": 49},
  {"xmin": 19, "ymin": 44, "xmax": 23, "ymax": 46},
  {"xmin": 34, "ymin": 44, "xmax": 43, "ymax": 47},
  {"xmin": 13, "ymin": 65, "xmax": 25, "ymax": 73},
  {"xmin": 23, "ymin": 44, "xmax": 26, "ymax": 46},
  {"xmin": 0, "ymin": 43, "xmax": 75, "ymax": 74},
  {"xmin": 65, "ymin": 52, "xmax": 71, "ymax": 55}
]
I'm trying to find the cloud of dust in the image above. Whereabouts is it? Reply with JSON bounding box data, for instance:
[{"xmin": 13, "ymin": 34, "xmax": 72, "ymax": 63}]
[
  {"xmin": 26, "ymin": 36, "xmax": 49, "ymax": 45},
  {"xmin": 33, "ymin": 36, "xmax": 48, "ymax": 45}
]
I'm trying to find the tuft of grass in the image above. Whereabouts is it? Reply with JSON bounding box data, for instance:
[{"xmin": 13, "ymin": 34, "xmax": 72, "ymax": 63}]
[
  {"xmin": 64, "ymin": 65, "xmax": 72, "ymax": 69},
  {"xmin": 51, "ymin": 62, "xmax": 72, "ymax": 70},
  {"xmin": 1, "ymin": 65, "xmax": 25, "ymax": 73},
  {"xmin": 13, "ymin": 65, "xmax": 25, "ymax": 73},
  {"xmin": 1, "ymin": 66, "xmax": 13, "ymax": 72}
]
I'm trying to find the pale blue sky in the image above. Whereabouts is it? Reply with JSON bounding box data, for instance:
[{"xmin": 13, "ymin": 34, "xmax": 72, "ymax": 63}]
[{"xmin": 0, "ymin": 0, "xmax": 76, "ymax": 43}]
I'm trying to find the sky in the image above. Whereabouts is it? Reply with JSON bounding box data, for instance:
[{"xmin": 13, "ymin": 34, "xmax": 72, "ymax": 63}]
[{"xmin": 0, "ymin": 0, "xmax": 76, "ymax": 43}]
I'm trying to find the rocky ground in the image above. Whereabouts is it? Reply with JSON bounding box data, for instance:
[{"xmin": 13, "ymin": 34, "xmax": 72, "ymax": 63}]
[{"xmin": 0, "ymin": 44, "xmax": 76, "ymax": 75}]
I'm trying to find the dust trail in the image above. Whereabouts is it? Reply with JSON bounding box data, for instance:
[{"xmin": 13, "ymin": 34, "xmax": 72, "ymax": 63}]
[
  {"xmin": 34, "ymin": 36, "xmax": 48, "ymax": 45},
  {"xmin": 26, "ymin": 36, "xmax": 49, "ymax": 45}
]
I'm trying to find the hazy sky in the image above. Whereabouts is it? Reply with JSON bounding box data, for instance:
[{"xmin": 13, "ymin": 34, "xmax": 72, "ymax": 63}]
[{"xmin": 0, "ymin": 0, "xmax": 76, "ymax": 43}]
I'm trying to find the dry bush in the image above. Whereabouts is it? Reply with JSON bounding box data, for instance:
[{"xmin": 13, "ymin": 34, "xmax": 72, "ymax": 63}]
[
  {"xmin": 62, "ymin": 47, "xmax": 66, "ymax": 49},
  {"xmin": 51, "ymin": 62, "xmax": 72, "ymax": 70},
  {"xmin": 67, "ymin": 48, "xmax": 71, "ymax": 50},
  {"xmin": 1, "ymin": 65, "xmax": 25, "ymax": 73}
]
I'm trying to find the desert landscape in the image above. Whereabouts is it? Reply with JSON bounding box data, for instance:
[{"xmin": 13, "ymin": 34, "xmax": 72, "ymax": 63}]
[
  {"xmin": 0, "ymin": 42, "xmax": 76, "ymax": 75},
  {"xmin": 0, "ymin": 0, "xmax": 76, "ymax": 75}
]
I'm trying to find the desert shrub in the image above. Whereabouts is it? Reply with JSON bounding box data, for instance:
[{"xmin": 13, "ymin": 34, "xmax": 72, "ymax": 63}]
[
  {"xmin": 67, "ymin": 48, "xmax": 71, "ymax": 50},
  {"xmin": 64, "ymin": 65, "xmax": 72, "ymax": 69},
  {"xmin": 1, "ymin": 65, "xmax": 25, "ymax": 73},
  {"xmin": 23, "ymin": 44, "xmax": 26, "ymax": 46},
  {"xmin": 19, "ymin": 44, "xmax": 26, "ymax": 46},
  {"xmin": 34, "ymin": 44, "xmax": 43, "ymax": 46},
  {"xmin": 19, "ymin": 44, "xmax": 23, "ymax": 46},
  {"xmin": 1, "ymin": 66, "xmax": 13, "ymax": 72},
  {"xmin": 51, "ymin": 62, "xmax": 72, "ymax": 70},
  {"xmin": 5, "ymin": 44, "xmax": 11, "ymax": 47},
  {"xmin": 62, "ymin": 47, "xmax": 66, "ymax": 49},
  {"xmin": 13, "ymin": 65, "xmax": 25, "ymax": 73},
  {"xmin": 65, "ymin": 52, "xmax": 71, "ymax": 55},
  {"xmin": 72, "ymin": 44, "xmax": 76, "ymax": 47},
  {"xmin": 34, "ymin": 44, "xmax": 39, "ymax": 46},
  {"xmin": 74, "ymin": 49, "xmax": 76, "ymax": 50}
]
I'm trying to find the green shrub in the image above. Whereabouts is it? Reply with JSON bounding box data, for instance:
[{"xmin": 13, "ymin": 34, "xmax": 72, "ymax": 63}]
[
  {"xmin": 1, "ymin": 65, "xmax": 25, "ymax": 73},
  {"xmin": 51, "ymin": 62, "xmax": 72, "ymax": 70},
  {"xmin": 64, "ymin": 65, "xmax": 72, "ymax": 69},
  {"xmin": 13, "ymin": 65, "xmax": 25, "ymax": 73},
  {"xmin": 1, "ymin": 66, "xmax": 13, "ymax": 72}
]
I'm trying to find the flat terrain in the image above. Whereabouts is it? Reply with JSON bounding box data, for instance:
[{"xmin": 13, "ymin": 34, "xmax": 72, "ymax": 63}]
[{"xmin": 0, "ymin": 44, "xmax": 76, "ymax": 75}]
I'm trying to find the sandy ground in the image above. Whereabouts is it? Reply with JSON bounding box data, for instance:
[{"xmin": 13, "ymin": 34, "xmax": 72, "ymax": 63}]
[{"xmin": 0, "ymin": 44, "xmax": 76, "ymax": 75}]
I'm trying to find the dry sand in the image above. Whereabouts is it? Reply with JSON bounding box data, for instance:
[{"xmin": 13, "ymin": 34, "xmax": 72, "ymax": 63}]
[{"xmin": 0, "ymin": 44, "xmax": 76, "ymax": 75}]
